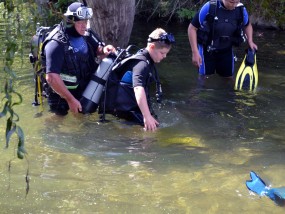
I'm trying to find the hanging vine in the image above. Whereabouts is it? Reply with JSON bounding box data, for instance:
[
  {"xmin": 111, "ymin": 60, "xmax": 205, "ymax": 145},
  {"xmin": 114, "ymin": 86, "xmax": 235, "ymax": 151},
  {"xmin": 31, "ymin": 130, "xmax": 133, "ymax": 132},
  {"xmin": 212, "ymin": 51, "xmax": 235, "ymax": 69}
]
[
  {"xmin": 0, "ymin": 0, "xmax": 36, "ymax": 197},
  {"xmin": 0, "ymin": 0, "xmax": 29, "ymax": 157}
]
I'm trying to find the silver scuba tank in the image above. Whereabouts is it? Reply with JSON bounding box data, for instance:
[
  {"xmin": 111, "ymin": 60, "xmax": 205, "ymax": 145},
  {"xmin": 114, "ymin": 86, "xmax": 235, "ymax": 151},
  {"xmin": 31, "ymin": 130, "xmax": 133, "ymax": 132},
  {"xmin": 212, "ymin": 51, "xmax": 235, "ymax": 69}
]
[{"xmin": 80, "ymin": 56, "xmax": 114, "ymax": 114}]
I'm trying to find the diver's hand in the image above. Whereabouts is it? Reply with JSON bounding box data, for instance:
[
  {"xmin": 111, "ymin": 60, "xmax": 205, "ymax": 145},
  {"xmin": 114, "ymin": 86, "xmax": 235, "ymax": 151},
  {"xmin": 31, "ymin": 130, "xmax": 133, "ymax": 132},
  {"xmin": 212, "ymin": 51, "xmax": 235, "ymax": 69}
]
[
  {"xmin": 248, "ymin": 41, "xmax": 258, "ymax": 51},
  {"xmin": 143, "ymin": 115, "xmax": 159, "ymax": 132},
  {"xmin": 103, "ymin": 45, "xmax": 116, "ymax": 55},
  {"xmin": 67, "ymin": 98, "xmax": 82, "ymax": 114},
  {"xmin": 192, "ymin": 51, "xmax": 202, "ymax": 68}
]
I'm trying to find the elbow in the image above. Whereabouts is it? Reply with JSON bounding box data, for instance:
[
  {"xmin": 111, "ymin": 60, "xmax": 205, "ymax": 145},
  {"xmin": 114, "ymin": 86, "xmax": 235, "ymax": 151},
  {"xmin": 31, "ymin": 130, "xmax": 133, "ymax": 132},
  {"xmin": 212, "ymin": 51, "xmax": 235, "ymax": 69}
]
[
  {"xmin": 46, "ymin": 73, "xmax": 53, "ymax": 85},
  {"xmin": 46, "ymin": 74, "xmax": 51, "ymax": 84},
  {"xmin": 46, "ymin": 73, "xmax": 58, "ymax": 85},
  {"xmin": 188, "ymin": 24, "xmax": 197, "ymax": 37}
]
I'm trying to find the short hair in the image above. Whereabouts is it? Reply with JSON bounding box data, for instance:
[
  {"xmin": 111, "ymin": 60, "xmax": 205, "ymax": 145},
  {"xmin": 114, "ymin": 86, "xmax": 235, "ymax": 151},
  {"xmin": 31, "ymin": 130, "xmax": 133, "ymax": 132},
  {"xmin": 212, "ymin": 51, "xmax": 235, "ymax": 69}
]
[{"xmin": 148, "ymin": 28, "xmax": 172, "ymax": 49}]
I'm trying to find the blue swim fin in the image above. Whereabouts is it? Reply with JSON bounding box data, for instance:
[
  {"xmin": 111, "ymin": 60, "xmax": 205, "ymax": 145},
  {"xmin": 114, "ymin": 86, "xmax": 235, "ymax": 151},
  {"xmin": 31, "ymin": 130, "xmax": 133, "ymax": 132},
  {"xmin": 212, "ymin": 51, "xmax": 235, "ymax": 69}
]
[
  {"xmin": 267, "ymin": 187, "xmax": 285, "ymax": 206},
  {"xmin": 246, "ymin": 171, "xmax": 285, "ymax": 206},
  {"xmin": 246, "ymin": 171, "xmax": 267, "ymax": 195}
]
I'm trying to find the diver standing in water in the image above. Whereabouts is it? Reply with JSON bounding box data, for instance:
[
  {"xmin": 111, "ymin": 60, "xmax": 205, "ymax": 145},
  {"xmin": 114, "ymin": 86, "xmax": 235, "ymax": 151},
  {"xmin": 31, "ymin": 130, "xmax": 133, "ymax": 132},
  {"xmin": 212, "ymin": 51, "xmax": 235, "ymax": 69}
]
[
  {"xmin": 188, "ymin": 0, "xmax": 258, "ymax": 81},
  {"xmin": 43, "ymin": 2, "xmax": 115, "ymax": 116}
]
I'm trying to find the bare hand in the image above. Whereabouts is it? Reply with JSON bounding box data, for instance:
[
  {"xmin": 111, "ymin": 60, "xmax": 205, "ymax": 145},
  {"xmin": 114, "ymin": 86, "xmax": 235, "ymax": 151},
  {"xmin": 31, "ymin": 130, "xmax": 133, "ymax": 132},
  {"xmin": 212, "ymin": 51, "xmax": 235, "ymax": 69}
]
[
  {"xmin": 103, "ymin": 45, "xmax": 116, "ymax": 55},
  {"xmin": 143, "ymin": 115, "xmax": 159, "ymax": 132},
  {"xmin": 192, "ymin": 52, "xmax": 202, "ymax": 68},
  {"xmin": 67, "ymin": 98, "xmax": 82, "ymax": 114},
  {"xmin": 248, "ymin": 41, "xmax": 258, "ymax": 51}
]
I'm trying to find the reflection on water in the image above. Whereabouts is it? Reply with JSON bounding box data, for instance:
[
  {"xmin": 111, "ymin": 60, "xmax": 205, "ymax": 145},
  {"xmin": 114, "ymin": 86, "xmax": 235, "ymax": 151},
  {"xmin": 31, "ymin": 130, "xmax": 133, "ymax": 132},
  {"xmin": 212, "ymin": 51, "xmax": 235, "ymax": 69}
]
[{"xmin": 1, "ymin": 17, "xmax": 285, "ymax": 213}]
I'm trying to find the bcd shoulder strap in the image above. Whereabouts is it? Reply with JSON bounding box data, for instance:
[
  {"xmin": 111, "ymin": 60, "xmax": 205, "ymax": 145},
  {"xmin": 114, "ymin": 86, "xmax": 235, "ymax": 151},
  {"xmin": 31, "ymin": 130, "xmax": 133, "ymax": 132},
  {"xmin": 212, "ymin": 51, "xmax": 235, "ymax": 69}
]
[
  {"xmin": 208, "ymin": 0, "xmax": 217, "ymax": 22},
  {"xmin": 112, "ymin": 53, "xmax": 149, "ymax": 73}
]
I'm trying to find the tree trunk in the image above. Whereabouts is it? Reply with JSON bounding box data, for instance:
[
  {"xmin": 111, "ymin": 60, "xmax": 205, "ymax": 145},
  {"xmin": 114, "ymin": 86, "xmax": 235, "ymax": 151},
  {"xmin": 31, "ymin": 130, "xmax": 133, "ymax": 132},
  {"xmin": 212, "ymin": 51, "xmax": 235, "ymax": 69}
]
[{"xmin": 85, "ymin": 0, "xmax": 136, "ymax": 48}]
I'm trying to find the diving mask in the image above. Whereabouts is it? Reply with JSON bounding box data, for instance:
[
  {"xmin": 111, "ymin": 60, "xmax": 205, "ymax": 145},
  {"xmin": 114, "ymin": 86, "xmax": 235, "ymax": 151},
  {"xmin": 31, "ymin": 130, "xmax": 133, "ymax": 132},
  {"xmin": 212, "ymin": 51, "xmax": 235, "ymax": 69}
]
[
  {"xmin": 148, "ymin": 33, "xmax": 176, "ymax": 44},
  {"xmin": 64, "ymin": 5, "xmax": 93, "ymax": 20}
]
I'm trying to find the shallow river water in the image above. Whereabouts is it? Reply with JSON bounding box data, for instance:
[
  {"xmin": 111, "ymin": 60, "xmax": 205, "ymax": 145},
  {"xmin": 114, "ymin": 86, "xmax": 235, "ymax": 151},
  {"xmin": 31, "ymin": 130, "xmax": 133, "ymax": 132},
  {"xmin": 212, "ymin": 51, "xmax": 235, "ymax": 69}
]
[{"xmin": 1, "ymin": 16, "xmax": 285, "ymax": 214}]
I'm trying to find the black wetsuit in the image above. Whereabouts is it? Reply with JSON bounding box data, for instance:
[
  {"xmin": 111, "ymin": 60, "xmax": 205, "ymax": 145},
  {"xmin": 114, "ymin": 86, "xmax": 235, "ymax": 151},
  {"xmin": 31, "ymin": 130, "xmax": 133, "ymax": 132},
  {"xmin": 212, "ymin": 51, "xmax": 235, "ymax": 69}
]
[{"xmin": 191, "ymin": 0, "xmax": 249, "ymax": 77}]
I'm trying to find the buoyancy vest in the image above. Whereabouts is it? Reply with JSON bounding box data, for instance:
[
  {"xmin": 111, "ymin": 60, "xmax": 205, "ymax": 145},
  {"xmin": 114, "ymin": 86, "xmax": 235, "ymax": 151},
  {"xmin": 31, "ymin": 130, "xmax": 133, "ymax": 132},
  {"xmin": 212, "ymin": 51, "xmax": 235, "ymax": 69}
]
[
  {"xmin": 99, "ymin": 49, "xmax": 159, "ymax": 116},
  {"xmin": 197, "ymin": 0, "xmax": 245, "ymax": 51},
  {"xmin": 41, "ymin": 23, "xmax": 97, "ymax": 94}
]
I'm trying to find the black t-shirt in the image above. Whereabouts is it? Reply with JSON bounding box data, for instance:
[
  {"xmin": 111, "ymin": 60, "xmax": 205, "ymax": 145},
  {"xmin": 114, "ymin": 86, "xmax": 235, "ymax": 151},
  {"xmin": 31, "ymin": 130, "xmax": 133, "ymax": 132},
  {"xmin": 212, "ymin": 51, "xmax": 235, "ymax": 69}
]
[
  {"xmin": 121, "ymin": 49, "xmax": 154, "ymax": 88},
  {"xmin": 132, "ymin": 60, "xmax": 151, "ymax": 88}
]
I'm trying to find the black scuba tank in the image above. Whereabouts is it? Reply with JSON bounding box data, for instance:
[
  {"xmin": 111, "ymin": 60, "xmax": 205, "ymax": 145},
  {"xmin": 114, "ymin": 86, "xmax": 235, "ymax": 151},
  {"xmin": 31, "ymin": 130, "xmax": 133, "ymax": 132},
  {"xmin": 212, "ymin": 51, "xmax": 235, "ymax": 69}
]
[
  {"xmin": 80, "ymin": 45, "xmax": 135, "ymax": 114},
  {"xmin": 80, "ymin": 55, "xmax": 115, "ymax": 114}
]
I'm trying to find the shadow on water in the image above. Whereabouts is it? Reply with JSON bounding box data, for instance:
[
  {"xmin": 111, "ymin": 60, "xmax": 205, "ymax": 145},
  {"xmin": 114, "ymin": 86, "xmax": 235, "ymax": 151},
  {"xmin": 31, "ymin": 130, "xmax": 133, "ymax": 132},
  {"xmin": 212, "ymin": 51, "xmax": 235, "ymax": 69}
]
[{"xmin": 1, "ymin": 17, "xmax": 285, "ymax": 213}]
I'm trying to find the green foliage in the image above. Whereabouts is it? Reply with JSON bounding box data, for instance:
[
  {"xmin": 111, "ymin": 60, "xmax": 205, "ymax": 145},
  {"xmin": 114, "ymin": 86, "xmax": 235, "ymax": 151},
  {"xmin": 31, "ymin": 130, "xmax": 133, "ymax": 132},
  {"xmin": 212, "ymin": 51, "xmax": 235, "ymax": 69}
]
[
  {"xmin": 30, "ymin": 2, "xmax": 60, "ymax": 27},
  {"xmin": 0, "ymin": 0, "xmax": 71, "ymax": 160},
  {"xmin": 135, "ymin": 0, "xmax": 197, "ymax": 22},
  {"xmin": 53, "ymin": 0, "xmax": 74, "ymax": 11},
  {"xmin": 135, "ymin": 0, "xmax": 285, "ymax": 28},
  {"xmin": 0, "ymin": 1, "xmax": 29, "ymax": 159},
  {"xmin": 0, "ymin": 0, "xmax": 32, "ymax": 197},
  {"xmin": 0, "ymin": 80, "xmax": 26, "ymax": 159},
  {"xmin": 177, "ymin": 8, "xmax": 197, "ymax": 21},
  {"xmin": 259, "ymin": 0, "xmax": 285, "ymax": 29},
  {"xmin": 30, "ymin": 0, "xmax": 74, "ymax": 27}
]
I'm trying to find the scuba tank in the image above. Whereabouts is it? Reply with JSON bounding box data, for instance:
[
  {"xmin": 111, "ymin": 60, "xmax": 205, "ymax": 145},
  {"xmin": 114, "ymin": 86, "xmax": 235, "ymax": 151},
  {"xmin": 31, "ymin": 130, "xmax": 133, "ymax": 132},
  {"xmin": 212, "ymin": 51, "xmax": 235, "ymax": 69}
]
[
  {"xmin": 80, "ymin": 45, "xmax": 135, "ymax": 114},
  {"xmin": 79, "ymin": 27, "xmax": 111, "ymax": 114},
  {"xmin": 80, "ymin": 56, "xmax": 115, "ymax": 114}
]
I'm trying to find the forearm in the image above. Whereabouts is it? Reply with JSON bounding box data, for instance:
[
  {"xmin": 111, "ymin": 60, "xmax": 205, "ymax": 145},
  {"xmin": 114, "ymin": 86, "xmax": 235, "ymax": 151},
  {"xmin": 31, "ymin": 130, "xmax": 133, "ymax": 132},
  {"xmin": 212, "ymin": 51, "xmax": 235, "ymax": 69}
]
[
  {"xmin": 134, "ymin": 86, "xmax": 152, "ymax": 117},
  {"xmin": 188, "ymin": 23, "xmax": 202, "ymax": 67},
  {"xmin": 244, "ymin": 23, "xmax": 254, "ymax": 43},
  {"xmin": 244, "ymin": 23, "xmax": 258, "ymax": 50},
  {"xmin": 188, "ymin": 24, "xmax": 199, "ymax": 54},
  {"xmin": 46, "ymin": 73, "xmax": 75, "ymax": 102}
]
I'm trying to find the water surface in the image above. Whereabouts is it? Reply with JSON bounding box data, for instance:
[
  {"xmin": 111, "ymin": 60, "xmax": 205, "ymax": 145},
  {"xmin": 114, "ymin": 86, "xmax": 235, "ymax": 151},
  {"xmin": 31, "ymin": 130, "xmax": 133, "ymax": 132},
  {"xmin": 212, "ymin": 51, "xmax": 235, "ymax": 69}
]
[{"xmin": 1, "ymin": 18, "xmax": 285, "ymax": 213}]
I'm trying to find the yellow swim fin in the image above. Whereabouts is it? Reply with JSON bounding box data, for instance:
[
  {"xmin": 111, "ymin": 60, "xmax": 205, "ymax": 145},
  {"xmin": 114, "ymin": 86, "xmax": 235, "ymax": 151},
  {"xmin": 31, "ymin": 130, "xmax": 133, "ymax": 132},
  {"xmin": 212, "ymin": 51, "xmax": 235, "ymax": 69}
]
[
  {"xmin": 253, "ymin": 53, "xmax": 258, "ymax": 90},
  {"xmin": 234, "ymin": 55, "xmax": 246, "ymax": 90},
  {"xmin": 235, "ymin": 49, "xmax": 258, "ymax": 91}
]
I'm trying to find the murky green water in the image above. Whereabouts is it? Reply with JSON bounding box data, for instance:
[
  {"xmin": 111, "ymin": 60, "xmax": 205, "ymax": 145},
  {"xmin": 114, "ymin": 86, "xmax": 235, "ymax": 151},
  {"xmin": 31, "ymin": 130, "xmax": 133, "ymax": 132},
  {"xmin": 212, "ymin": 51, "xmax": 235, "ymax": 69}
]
[{"xmin": 1, "ymin": 10, "xmax": 285, "ymax": 214}]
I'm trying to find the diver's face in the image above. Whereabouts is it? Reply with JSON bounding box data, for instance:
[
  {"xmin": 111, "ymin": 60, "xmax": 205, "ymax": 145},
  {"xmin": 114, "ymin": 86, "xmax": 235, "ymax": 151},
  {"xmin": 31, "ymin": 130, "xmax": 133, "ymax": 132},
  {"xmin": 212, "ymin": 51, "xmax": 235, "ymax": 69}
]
[
  {"xmin": 223, "ymin": 0, "xmax": 239, "ymax": 10},
  {"xmin": 149, "ymin": 45, "xmax": 170, "ymax": 63},
  {"xmin": 74, "ymin": 20, "xmax": 88, "ymax": 36}
]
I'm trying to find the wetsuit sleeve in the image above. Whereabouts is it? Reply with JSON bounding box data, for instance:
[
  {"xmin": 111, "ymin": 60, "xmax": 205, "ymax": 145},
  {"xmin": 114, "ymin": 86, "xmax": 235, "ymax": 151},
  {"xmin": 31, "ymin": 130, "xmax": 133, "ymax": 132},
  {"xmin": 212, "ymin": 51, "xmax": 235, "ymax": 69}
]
[
  {"xmin": 132, "ymin": 61, "xmax": 150, "ymax": 88},
  {"xmin": 191, "ymin": 2, "xmax": 210, "ymax": 28},
  {"xmin": 44, "ymin": 40, "xmax": 65, "ymax": 74},
  {"xmin": 242, "ymin": 6, "xmax": 250, "ymax": 26}
]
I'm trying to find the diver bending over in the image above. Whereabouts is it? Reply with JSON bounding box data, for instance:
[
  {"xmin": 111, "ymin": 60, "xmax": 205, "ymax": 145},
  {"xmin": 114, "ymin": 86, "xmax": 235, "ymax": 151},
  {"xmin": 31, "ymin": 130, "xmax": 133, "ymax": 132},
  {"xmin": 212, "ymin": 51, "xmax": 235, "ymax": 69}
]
[{"xmin": 103, "ymin": 28, "xmax": 175, "ymax": 131}]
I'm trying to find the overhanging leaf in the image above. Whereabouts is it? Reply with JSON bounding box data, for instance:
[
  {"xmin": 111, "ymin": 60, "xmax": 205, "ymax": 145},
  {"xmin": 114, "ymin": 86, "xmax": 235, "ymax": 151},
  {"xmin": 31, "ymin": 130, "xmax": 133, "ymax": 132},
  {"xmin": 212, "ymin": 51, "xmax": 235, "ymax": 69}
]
[
  {"xmin": 17, "ymin": 126, "xmax": 25, "ymax": 148},
  {"xmin": 6, "ymin": 120, "xmax": 16, "ymax": 148},
  {"xmin": 0, "ymin": 101, "xmax": 9, "ymax": 118},
  {"xmin": 11, "ymin": 90, "xmax": 23, "ymax": 107}
]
